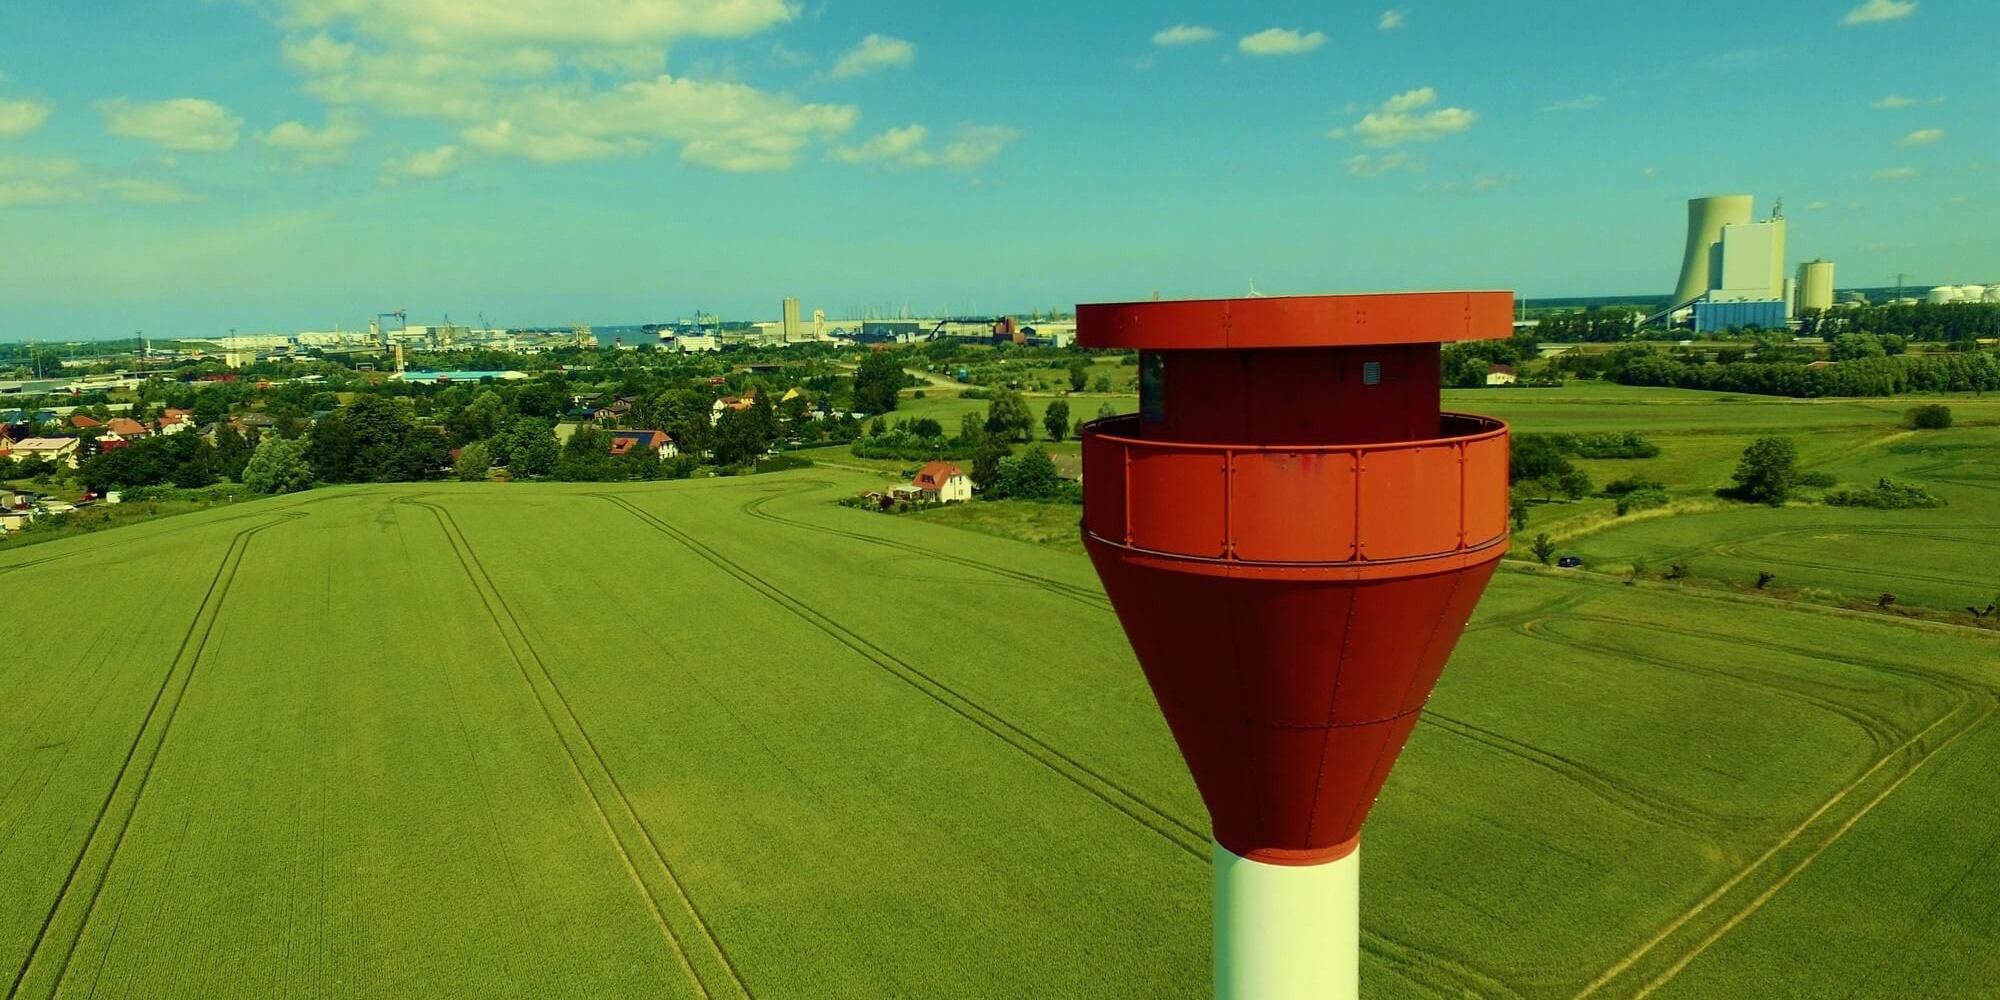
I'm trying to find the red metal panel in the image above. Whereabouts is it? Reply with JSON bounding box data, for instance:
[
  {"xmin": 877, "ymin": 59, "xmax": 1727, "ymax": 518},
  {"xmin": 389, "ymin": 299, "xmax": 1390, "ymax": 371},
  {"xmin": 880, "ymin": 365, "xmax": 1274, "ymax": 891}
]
[
  {"xmin": 1356, "ymin": 445, "xmax": 1462, "ymax": 561},
  {"xmin": 1399, "ymin": 558, "xmax": 1500, "ymax": 715},
  {"xmin": 1081, "ymin": 430, "xmax": 1129, "ymax": 544},
  {"xmin": 1127, "ymin": 446, "xmax": 1227, "ymax": 558},
  {"xmin": 1329, "ymin": 573, "xmax": 1466, "ymax": 725},
  {"xmin": 1230, "ymin": 451, "xmax": 1359, "ymax": 563},
  {"xmin": 1461, "ymin": 433, "xmax": 1510, "ymax": 547},
  {"xmin": 1303, "ymin": 718, "xmax": 1408, "ymax": 849},
  {"xmin": 1078, "ymin": 292, "xmax": 1515, "ymax": 350}
]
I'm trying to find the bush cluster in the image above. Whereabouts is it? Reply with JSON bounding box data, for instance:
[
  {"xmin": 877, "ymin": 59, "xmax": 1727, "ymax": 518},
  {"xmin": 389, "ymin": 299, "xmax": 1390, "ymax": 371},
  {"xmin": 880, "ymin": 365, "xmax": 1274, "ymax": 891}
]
[
  {"xmin": 1615, "ymin": 487, "xmax": 1671, "ymax": 516},
  {"xmin": 1906, "ymin": 404, "xmax": 1954, "ymax": 430},
  {"xmin": 1824, "ymin": 478, "xmax": 1947, "ymax": 510}
]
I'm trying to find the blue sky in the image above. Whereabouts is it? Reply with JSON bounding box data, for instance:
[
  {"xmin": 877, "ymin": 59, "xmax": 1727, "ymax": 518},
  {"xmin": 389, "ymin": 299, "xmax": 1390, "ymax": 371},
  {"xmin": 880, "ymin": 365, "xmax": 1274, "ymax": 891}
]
[{"xmin": 0, "ymin": 0, "xmax": 1992, "ymax": 338}]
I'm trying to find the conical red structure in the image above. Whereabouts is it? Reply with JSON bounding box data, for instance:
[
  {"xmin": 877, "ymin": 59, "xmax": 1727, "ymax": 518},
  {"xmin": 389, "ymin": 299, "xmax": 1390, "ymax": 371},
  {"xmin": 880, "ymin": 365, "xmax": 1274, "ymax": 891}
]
[{"xmin": 1079, "ymin": 292, "xmax": 1512, "ymax": 864}]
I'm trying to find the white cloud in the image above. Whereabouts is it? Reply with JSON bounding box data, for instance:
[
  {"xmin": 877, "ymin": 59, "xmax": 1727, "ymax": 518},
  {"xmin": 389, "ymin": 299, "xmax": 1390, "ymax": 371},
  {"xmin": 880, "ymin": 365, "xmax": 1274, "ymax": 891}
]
[
  {"xmin": 275, "ymin": 0, "xmax": 796, "ymax": 50},
  {"xmin": 830, "ymin": 123, "xmax": 1019, "ymax": 171},
  {"xmin": 0, "ymin": 154, "xmax": 201, "ymax": 206},
  {"xmin": 99, "ymin": 177, "xmax": 202, "ymax": 204},
  {"xmin": 0, "ymin": 99, "xmax": 53, "ymax": 139},
  {"xmin": 0, "ymin": 154, "xmax": 82, "ymax": 206},
  {"xmin": 1153, "ymin": 25, "xmax": 1217, "ymax": 46},
  {"xmin": 1332, "ymin": 87, "xmax": 1478, "ymax": 147},
  {"xmin": 263, "ymin": 0, "xmax": 863, "ymax": 172},
  {"xmin": 98, "ymin": 98, "xmax": 242, "ymax": 152},
  {"xmin": 1873, "ymin": 166, "xmax": 1918, "ymax": 180},
  {"xmin": 262, "ymin": 110, "xmax": 367, "ymax": 164},
  {"xmin": 830, "ymin": 34, "xmax": 915, "ymax": 79},
  {"xmin": 1378, "ymin": 10, "xmax": 1407, "ymax": 30},
  {"xmin": 383, "ymin": 144, "xmax": 462, "ymax": 180},
  {"xmin": 462, "ymin": 119, "xmax": 646, "ymax": 164},
  {"xmin": 1239, "ymin": 28, "xmax": 1327, "ymax": 56},
  {"xmin": 1843, "ymin": 0, "xmax": 1917, "ymax": 24},
  {"xmin": 830, "ymin": 124, "xmax": 931, "ymax": 165},
  {"xmin": 282, "ymin": 33, "xmax": 358, "ymax": 75},
  {"xmin": 1896, "ymin": 128, "xmax": 1945, "ymax": 147},
  {"xmin": 1642, "ymin": 166, "xmax": 1659, "ymax": 178},
  {"xmin": 1872, "ymin": 94, "xmax": 1917, "ymax": 109},
  {"xmin": 1544, "ymin": 94, "xmax": 1605, "ymax": 112},
  {"xmin": 1345, "ymin": 152, "xmax": 1425, "ymax": 178},
  {"xmin": 1807, "ymin": 199, "xmax": 1829, "ymax": 209},
  {"xmin": 1473, "ymin": 174, "xmax": 1516, "ymax": 191}
]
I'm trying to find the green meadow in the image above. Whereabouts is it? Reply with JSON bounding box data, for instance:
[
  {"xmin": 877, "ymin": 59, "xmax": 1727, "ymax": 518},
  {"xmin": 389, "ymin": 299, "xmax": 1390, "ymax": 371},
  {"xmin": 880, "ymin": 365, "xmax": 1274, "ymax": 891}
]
[{"xmin": 3, "ymin": 453, "xmax": 1997, "ymax": 997}]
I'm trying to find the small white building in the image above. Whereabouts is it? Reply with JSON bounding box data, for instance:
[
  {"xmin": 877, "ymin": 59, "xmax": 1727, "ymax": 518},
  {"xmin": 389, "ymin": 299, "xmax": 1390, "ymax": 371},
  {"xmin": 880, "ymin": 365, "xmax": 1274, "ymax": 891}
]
[{"xmin": 1485, "ymin": 364, "xmax": 1519, "ymax": 387}]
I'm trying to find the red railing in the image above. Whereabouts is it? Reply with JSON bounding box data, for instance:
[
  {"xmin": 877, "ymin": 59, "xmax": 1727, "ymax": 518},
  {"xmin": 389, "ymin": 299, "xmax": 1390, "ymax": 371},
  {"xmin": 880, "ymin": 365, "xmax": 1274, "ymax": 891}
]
[{"xmin": 1081, "ymin": 414, "xmax": 1510, "ymax": 566}]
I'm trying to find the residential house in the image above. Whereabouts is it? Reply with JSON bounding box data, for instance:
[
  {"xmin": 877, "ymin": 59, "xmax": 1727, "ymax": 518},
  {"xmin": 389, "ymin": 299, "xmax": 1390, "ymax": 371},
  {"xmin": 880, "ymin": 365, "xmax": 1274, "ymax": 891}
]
[
  {"xmin": 8, "ymin": 438, "xmax": 82, "ymax": 469},
  {"xmin": 156, "ymin": 408, "xmax": 195, "ymax": 436},
  {"xmin": 910, "ymin": 461, "xmax": 973, "ymax": 503},
  {"xmin": 68, "ymin": 414, "xmax": 103, "ymax": 431},
  {"xmin": 608, "ymin": 430, "xmax": 678, "ymax": 460},
  {"xmin": 1485, "ymin": 364, "xmax": 1518, "ymax": 387},
  {"xmin": 711, "ymin": 393, "xmax": 757, "ymax": 420}
]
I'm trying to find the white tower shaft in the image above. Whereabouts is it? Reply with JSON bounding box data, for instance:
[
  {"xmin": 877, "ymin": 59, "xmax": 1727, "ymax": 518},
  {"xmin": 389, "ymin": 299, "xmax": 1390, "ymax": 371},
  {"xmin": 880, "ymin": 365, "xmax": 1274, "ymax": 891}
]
[{"xmin": 1213, "ymin": 841, "xmax": 1361, "ymax": 1000}]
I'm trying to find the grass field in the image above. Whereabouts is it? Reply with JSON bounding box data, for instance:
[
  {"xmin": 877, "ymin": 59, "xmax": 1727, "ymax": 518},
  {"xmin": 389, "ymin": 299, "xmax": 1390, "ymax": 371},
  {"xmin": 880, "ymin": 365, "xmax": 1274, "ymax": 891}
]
[
  {"xmin": 4, "ymin": 467, "xmax": 1999, "ymax": 998},
  {"xmin": 1462, "ymin": 385, "xmax": 2000, "ymax": 617}
]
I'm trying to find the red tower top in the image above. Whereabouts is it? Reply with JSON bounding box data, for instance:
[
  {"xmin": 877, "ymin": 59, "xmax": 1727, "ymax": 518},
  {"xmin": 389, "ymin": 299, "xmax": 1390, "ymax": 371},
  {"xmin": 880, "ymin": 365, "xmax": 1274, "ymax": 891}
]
[{"xmin": 1079, "ymin": 291, "xmax": 1512, "ymax": 864}]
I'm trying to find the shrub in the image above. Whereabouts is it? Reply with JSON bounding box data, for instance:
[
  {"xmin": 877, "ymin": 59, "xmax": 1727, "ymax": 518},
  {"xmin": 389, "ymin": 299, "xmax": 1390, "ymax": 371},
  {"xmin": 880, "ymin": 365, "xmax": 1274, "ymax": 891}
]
[
  {"xmin": 1731, "ymin": 436, "xmax": 1800, "ymax": 506},
  {"xmin": 1906, "ymin": 404, "xmax": 1953, "ymax": 430},
  {"xmin": 1615, "ymin": 487, "xmax": 1671, "ymax": 516},
  {"xmin": 1602, "ymin": 477, "xmax": 1665, "ymax": 498},
  {"xmin": 1824, "ymin": 478, "xmax": 1947, "ymax": 509},
  {"xmin": 1569, "ymin": 431, "xmax": 1662, "ymax": 459},
  {"xmin": 1798, "ymin": 471, "xmax": 1837, "ymax": 489},
  {"xmin": 1530, "ymin": 534, "xmax": 1557, "ymax": 566}
]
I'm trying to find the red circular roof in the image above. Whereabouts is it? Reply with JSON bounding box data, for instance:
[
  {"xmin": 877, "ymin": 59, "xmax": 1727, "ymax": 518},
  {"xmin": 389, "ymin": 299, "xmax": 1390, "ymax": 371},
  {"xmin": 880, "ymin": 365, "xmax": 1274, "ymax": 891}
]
[{"xmin": 1076, "ymin": 291, "xmax": 1513, "ymax": 350}]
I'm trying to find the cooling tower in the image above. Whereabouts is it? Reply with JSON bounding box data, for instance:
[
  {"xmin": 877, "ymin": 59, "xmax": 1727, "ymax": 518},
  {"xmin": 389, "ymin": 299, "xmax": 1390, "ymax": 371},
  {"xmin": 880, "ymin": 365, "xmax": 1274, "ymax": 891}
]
[
  {"xmin": 1673, "ymin": 195, "xmax": 1756, "ymax": 310},
  {"xmin": 1797, "ymin": 260, "xmax": 1836, "ymax": 313}
]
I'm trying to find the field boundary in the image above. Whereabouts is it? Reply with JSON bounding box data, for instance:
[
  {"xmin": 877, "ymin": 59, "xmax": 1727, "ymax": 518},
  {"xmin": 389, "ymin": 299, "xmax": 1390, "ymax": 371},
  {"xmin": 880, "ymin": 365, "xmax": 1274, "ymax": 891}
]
[
  {"xmin": 735, "ymin": 482, "xmax": 1112, "ymax": 612},
  {"xmin": 404, "ymin": 498, "xmax": 752, "ymax": 1000},
  {"xmin": 6, "ymin": 513, "xmax": 300, "ymax": 1000},
  {"xmin": 592, "ymin": 492, "xmax": 1210, "ymax": 861}
]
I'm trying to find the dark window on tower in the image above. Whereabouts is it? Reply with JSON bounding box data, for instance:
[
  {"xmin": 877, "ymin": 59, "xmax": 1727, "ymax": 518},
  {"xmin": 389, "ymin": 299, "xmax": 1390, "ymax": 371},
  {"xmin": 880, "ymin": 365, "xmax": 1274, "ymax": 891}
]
[
  {"xmin": 1362, "ymin": 361, "xmax": 1383, "ymax": 386},
  {"xmin": 1140, "ymin": 353, "xmax": 1167, "ymax": 422}
]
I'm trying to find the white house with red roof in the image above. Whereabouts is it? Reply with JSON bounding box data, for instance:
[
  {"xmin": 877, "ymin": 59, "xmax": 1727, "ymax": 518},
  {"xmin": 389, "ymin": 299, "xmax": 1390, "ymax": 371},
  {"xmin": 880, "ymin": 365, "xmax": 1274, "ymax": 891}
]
[
  {"xmin": 104, "ymin": 417, "xmax": 151, "ymax": 442},
  {"xmin": 909, "ymin": 461, "xmax": 972, "ymax": 503},
  {"xmin": 156, "ymin": 408, "xmax": 195, "ymax": 436}
]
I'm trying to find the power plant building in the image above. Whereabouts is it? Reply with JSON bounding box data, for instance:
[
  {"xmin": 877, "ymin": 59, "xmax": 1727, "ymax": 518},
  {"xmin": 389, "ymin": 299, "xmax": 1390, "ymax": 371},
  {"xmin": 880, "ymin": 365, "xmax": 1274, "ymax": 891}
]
[
  {"xmin": 781, "ymin": 297, "xmax": 802, "ymax": 343},
  {"xmin": 1661, "ymin": 194, "xmax": 1794, "ymax": 331}
]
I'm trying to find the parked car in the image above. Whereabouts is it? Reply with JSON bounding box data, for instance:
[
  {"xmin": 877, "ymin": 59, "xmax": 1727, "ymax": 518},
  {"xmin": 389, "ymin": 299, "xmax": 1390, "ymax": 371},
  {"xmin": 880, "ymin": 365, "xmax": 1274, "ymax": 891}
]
[{"xmin": 1558, "ymin": 556, "xmax": 1583, "ymax": 569}]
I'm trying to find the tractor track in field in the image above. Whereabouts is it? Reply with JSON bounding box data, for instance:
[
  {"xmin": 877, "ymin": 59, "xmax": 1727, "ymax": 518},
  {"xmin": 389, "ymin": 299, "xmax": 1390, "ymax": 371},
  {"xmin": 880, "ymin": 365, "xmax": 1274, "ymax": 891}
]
[
  {"xmin": 735, "ymin": 483, "xmax": 1114, "ymax": 612},
  {"xmin": 1518, "ymin": 616, "xmax": 1909, "ymax": 756},
  {"xmin": 1419, "ymin": 714, "xmax": 1734, "ymax": 838},
  {"xmin": 403, "ymin": 498, "xmax": 752, "ymax": 1000},
  {"xmin": 1706, "ymin": 526, "xmax": 2000, "ymax": 592},
  {"xmin": 593, "ymin": 492, "xmax": 1211, "ymax": 861},
  {"xmin": 5, "ymin": 513, "xmax": 300, "ymax": 1000},
  {"xmin": 1537, "ymin": 607, "xmax": 2000, "ymax": 998},
  {"xmin": 1551, "ymin": 613, "xmax": 1975, "ymax": 708},
  {"xmin": 1580, "ymin": 695, "xmax": 1997, "ymax": 1000},
  {"xmin": 1365, "ymin": 928, "xmax": 1530, "ymax": 1000}
]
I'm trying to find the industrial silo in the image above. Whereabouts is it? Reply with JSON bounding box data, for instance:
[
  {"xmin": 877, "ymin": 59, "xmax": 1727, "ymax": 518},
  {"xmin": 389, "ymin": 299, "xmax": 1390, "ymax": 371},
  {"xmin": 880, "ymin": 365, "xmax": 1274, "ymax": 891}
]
[
  {"xmin": 1928, "ymin": 287, "xmax": 1963, "ymax": 305},
  {"xmin": 1984, "ymin": 285, "xmax": 2000, "ymax": 303},
  {"xmin": 1796, "ymin": 260, "xmax": 1836, "ymax": 312},
  {"xmin": 1672, "ymin": 195, "xmax": 1756, "ymax": 310}
]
